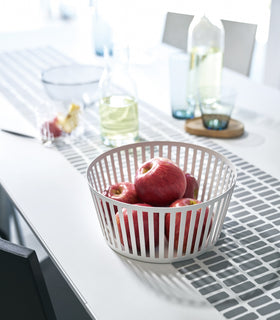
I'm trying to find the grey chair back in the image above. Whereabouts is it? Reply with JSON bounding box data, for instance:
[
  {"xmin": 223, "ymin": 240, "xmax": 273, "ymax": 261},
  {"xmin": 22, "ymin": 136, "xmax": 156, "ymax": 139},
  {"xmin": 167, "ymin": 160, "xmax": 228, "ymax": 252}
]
[
  {"xmin": 162, "ymin": 12, "xmax": 257, "ymax": 76},
  {"xmin": 162, "ymin": 12, "xmax": 192, "ymax": 51}
]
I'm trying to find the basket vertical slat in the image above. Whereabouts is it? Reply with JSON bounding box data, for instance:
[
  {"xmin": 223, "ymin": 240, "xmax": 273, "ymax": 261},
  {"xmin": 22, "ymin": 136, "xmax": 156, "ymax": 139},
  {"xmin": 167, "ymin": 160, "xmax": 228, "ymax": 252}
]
[
  {"xmin": 204, "ymin": 202, "xmax": 216, "ymax": 248},
  {"xmin": 132, "ymin": 147, "xmax": 138, "ymax": 178},
  {"xmin": 99, "ymin": 160, "xmax": 107, "ymax": 190},
  {"xmin": 167, "ymin": 211, "xmax": 177, "ymax": 259},
  {"xmin": 219, "ymin": 163, "xmax": 228, "ymax": 198},
  {"xmin": 150, "ymin": 144, "xmax": 155, "ymax": 159},
  {"xmin": 95, "ymin": 196, "xmax": 111, "ymax": 243},
  {"xmin": 183, "ymin": 146, "xmax": 189, "ymax": 173},
  {"xmin": 176, "ymin": 210, "xmax": 188, "ymax": 256},
  {"xmin": 193, "ymin": 205, "xmax": 207, "ymax": 253},
  {"xmin": 200, "ymin": 204, "xmax": 214, "ymax": 249},
  {"xmin": 216, "ymin": 190, "xmax": 233, "ymax": 241},
  {"xmin": 135, "ymin": 210, "xmax": 144, "ymax": 254},
  {"xmin": 93, "ymin": 163, "xmax": 102, "ymax": 192},
  {"xmin": 111, "ymin": 203, "xmax": 122, "ymax": 250},
  {"xmin": 148, "ymin": 211, "xmax": 156, "ymax": 258},
  {"xmin": 158, "ymin": 213, "xmax": 166, "ymax": 259},
  {"xmin": 104, "ymin": 156, "xmax": 112, "ymax": 186},
  {"xmin": 167, "ymin": 144, "xmax": 172, "ymax": 160},
  {"xmin": 213, "ymin": 160, "xmax": 223, "ymax": 198},
  {"xmin": 175, "ymin": 145, "xmax": 180, "ymax": 168},
  {"xmin": 158, "ymin": 144, "xmax": 163, "ymax": 157},
  {"xmin": 191, "ymin": 148, "xmax": 197, "ymax": 176},
  {"xmin": 117, "ymin": 151, "xmax": 124, "ymax": 182},
  {"xmin": 207, "ymin": 157, "xmax": 219, "ymax": 201},
  {"xmin": 184, "ymin": 209, "xmax": 197, "ymax": 255},
  {"xmin": 109, "ymin": 153, "xmax": 117, "ymax": 184},
  {"xmin": 200, "ymin": 153, "xmax": 212, "ymax": 202},
  {"xmin": 124, "ymin": 148, "xmax": 132, "ymax": 183},
  {"xmin": 211, "ymin": 195, "xmax": 225, "ymax": 243},
  {"xmin": 92, "ymin": 193, "xmax": 107, "ymax": 238},
  {"xmin": 197, "ymin": 150, "xmax": 205, "ymax": 190}
]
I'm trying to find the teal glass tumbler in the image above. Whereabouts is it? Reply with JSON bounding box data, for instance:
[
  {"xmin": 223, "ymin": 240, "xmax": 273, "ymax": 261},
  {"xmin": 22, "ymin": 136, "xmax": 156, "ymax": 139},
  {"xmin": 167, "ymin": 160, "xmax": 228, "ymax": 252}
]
[
  {"xmin": 169, "ymin": 52, "xmax": 195, "ymax": 120},
  {"xmin": 199, "ymin": 86, "xmax": 236, "ymax": 130}
]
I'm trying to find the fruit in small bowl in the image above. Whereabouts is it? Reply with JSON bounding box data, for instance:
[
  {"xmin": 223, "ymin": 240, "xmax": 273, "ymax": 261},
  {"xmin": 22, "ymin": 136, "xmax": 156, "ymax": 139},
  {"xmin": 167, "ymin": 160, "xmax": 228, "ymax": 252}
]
[
  {"xmin": 40, "ymin": 117, "xmax": 62, "ymax": 140},
  {"xmin": 39, "ymin": 103, "xmax": 81, "ymax": 144},
  {"xmin": 116, "ymin": 203, "xmax": 159, "ymax": 251},
  {"xmin": 165, "ymin": 198, "xmax": 211, "ymax": 253},
  {"xmin": 56, "ymin": 103, "xmax": 81, "ymax": 134},
  {"xmin": 135, "ymin": 157, "xmax": 186, "ymax": 206}
]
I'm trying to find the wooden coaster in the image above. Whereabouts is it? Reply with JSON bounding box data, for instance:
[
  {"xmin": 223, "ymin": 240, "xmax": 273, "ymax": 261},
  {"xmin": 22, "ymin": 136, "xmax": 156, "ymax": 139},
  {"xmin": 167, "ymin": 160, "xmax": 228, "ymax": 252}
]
[{"xmin": 185, "ymin": 117, "xmax": 244, "ymax": 139}]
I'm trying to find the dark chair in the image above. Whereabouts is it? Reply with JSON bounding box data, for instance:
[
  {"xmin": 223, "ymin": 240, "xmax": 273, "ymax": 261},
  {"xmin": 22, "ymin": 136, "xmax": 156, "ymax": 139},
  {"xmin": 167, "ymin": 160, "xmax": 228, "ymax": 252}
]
[
  {"xmin": 0, "ymin": 238, "xmax": 93, "ymax": 320},
  {"xmin": 0, "ymin": 185, "xmax": 25, "ymax": 244}
]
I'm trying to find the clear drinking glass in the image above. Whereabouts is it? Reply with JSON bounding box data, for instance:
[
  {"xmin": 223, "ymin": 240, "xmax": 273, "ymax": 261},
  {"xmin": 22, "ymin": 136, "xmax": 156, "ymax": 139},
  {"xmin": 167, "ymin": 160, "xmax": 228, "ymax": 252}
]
[
  {"xmin": 199, "ymin": 86, "xmax": 236, "ymax": 130},
  {"xmin": 169, "ymin": 51, "xmax": 195, "ymax": 119}
]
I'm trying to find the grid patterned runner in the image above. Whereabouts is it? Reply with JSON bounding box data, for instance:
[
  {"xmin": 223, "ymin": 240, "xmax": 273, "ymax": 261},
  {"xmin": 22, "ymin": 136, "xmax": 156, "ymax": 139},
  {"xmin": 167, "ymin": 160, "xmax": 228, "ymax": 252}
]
[{"xmin": 1, "ymin": 47, "xmax": 280, "ymax": 320}]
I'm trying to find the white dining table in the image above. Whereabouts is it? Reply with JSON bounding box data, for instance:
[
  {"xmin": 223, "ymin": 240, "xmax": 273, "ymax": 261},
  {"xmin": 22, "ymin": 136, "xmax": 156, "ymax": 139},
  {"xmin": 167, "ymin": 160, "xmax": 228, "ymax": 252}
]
[
  {"xmin": 130, "ymin": 45, "xmax": 280, "ymax": 181},
  {"xmin": 0, "ymin": 23, "xmax": 280, "ymax": 320}
]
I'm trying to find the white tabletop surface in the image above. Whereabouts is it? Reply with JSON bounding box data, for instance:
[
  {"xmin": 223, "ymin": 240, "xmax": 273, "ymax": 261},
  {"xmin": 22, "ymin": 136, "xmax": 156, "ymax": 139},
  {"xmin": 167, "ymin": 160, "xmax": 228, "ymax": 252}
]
[
  {"xmin": 0, "ymin": 20, "xmax": 280, "ymax": 320},
  {"xmin": 0, "ymin": 95, "xmax": 224, "ymax": 320}
]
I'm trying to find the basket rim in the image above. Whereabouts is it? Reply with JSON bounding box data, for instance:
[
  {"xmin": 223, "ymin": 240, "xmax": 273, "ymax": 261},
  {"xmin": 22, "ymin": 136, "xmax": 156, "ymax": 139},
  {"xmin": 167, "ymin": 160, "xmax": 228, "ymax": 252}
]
[{"xmin": 86, "ymin": 140, "xmax": 237, "ymax": 204}]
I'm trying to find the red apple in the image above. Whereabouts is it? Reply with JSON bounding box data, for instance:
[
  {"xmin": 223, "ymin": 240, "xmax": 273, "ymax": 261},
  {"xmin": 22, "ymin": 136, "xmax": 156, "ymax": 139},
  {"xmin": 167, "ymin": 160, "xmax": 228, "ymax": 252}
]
[
  {"xmin": 134, "ymin": 157, "xmax": 186, "ymax": 206},
  {"xmin": 40, "ymin": 118, "xmax": 62, "ymax": 139},
  {"xmin": 100, "ymin": 182, "xmax": 138, "ymax": 225},
  {"xmin": 183, "ymin": 173, "xmax": 199, "ymax": 199},
  {"xmin": 116, "ymin": 203, "xmax": 159, "ymax": 251},
  {"xmin": 105, "ymin": 181, "xmax": 138, "ymax": 204},
  {"xmin": 165, "ymin": 198, "xmax": 211, "ymax": 253}
]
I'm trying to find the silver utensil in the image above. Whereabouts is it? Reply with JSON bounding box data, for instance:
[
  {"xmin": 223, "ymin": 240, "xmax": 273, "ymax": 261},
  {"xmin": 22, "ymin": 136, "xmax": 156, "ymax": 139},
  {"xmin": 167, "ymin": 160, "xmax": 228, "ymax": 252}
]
[{"xmin": 0, "ymin": 129, "xmax": 37, "ymax": 139}]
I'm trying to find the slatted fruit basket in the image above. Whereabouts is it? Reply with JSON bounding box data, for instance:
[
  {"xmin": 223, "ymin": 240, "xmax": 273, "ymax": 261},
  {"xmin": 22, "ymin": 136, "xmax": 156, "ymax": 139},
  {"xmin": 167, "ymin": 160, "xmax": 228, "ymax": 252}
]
[{"xmin": 87, "ymin": 141, "xmax": 236, "ymax": 263}]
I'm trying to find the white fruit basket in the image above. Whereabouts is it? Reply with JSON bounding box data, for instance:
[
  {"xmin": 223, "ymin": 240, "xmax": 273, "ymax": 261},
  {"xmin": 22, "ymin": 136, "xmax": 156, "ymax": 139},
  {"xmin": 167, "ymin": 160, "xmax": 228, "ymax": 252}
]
[{"xmin": 87, "ymin": 141, "xmax": 236, "ymax": 263}]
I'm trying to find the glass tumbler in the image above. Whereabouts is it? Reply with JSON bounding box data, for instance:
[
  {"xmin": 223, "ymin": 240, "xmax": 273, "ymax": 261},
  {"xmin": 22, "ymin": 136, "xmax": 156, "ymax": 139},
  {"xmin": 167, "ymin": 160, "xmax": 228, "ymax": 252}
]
[
  {"xmin": 169, "ymin": 51, "xmax": 195, "ymax": 119},
  {"xmin": 199, "ymin": 86, "xmax": 236, "ymax": 130}
]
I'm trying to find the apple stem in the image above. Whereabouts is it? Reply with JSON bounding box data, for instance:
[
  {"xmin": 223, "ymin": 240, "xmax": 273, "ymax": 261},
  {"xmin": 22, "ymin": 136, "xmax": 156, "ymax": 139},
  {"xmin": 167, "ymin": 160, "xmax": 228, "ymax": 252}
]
[{"xmin": 141, "ymin": 164, "xmax": 152, "ymax": 174}]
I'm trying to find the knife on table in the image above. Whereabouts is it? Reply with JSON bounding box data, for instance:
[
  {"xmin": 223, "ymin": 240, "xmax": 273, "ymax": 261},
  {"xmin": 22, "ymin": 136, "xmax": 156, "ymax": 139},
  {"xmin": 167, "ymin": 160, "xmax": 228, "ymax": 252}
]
[{"xmin": 0, "ymin": 129, "xmax": 37, "ymax": 139}]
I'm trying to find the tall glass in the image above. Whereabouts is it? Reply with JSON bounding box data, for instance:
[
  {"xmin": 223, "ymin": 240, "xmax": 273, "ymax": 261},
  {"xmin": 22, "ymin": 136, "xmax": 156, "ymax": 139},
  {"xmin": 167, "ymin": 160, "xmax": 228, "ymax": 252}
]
[{"xmin": 169, "ymin": 51, "xmax": 195, "ymax": 119}]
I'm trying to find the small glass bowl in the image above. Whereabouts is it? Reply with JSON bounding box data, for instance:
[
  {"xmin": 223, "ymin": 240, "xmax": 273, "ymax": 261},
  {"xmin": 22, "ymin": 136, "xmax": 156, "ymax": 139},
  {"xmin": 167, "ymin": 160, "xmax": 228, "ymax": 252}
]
[{"xmin": 41, "ymin": 64, "xmax": 104, "ymax": 107}]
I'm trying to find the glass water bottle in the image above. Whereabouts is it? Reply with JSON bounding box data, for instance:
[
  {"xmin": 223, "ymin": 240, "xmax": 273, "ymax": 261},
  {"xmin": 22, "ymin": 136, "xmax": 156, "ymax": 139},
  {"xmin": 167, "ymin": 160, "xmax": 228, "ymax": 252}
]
[
  {"xmin": 98, "ymin": 47, "xmax": 139, "ymax": 147},
  {"xmin": 187, "ymin": 14, "xmax": 225, "ymax": 114}
]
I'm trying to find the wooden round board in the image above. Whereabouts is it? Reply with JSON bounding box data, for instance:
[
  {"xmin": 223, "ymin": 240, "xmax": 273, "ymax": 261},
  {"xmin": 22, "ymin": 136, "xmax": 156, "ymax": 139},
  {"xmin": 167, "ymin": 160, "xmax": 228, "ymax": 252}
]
[{"xmin": 185, "ymin": 117, "xmax": 244, "ymax": 138}]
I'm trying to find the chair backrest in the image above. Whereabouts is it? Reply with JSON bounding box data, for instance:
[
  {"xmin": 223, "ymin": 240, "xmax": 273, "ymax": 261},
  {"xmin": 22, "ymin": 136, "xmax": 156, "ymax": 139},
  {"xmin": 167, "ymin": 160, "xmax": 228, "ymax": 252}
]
[
  {"xmin": 222, "ymin": 19, "xmax": 257, "ymax": 76},
  {"xmin": 162, "ymin": 12, "xmax": 192, "ymax": 51},
  {"xmin": 0, "ymin": 238, "xmax": 57, "ymax": 320},
  {"xmin": 162, "ymin": 12, "xmax": 257, "ymax": 76}
]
